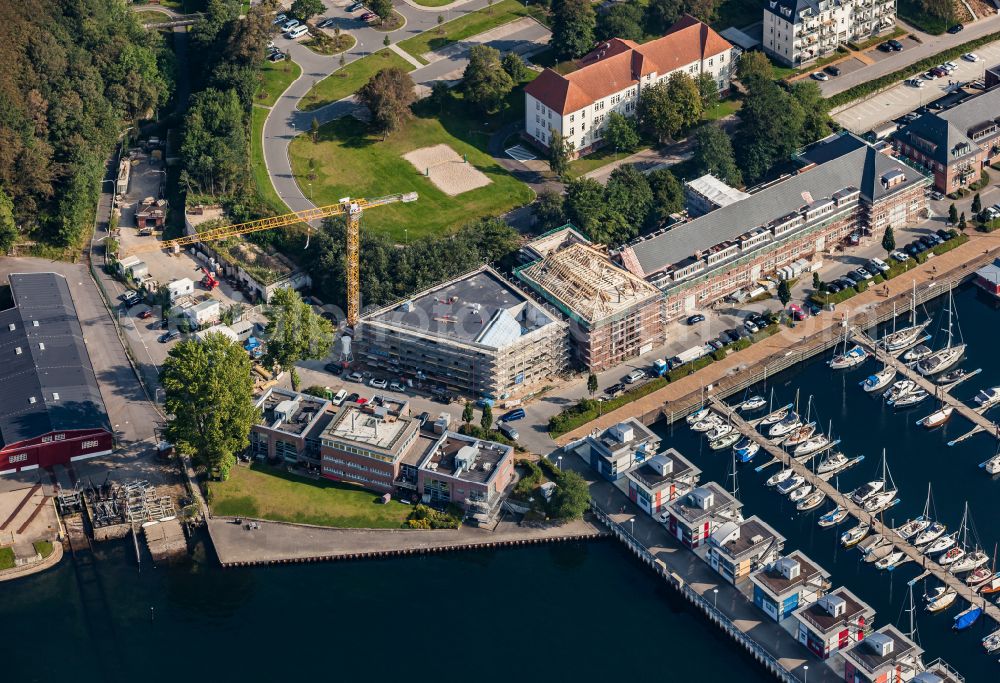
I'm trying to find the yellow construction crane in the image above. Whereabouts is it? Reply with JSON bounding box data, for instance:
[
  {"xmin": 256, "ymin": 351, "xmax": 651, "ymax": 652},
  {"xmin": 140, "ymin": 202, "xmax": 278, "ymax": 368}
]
[{"xmin": 122, "ymin": 192, "xmax": 417, "ymax": 326}]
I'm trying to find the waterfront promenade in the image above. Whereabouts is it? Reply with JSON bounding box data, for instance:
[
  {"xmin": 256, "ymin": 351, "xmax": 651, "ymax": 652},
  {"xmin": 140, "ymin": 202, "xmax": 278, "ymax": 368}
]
[
  {"xmin": 555, "ymin": 231, "xmax": 1000, "ymax": 445},
  {"xmin": 209, "ymin": 516, "xmax": 605, "ymax": 566}
]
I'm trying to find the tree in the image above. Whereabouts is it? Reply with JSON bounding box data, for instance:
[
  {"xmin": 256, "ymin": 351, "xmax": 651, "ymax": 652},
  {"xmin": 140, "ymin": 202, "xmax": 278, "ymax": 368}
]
[
  {"xmin": 881, "ymin": 226, "xmax": 895, "ymax": 255},
  {"xmin": 0, "ymin": 187, "xmax": 17, "ymax": 254},
  {"xmin": 551, "ymin": 470, "xmax": 589, "ymax": 519},
  {"xmin": 291, "ymin": 0, "xmax": 325, "ymax": 21},
  {"xmin": 534, "ymin": 190, "xmax": 566, "ymax": 232},
  {"xmin": 437, "ymin": 14, "xmax": 445, "ymax": 33},
  {"xmin": 959, "ymin": 211, "xmax": 967, "ymax": 230},
  {"xmin": 356, "ymin": 67, "xmax": 416, "ymax": 137},
  {"xmin": 692, "ymin": 124, "xmax": 741, "ymax": 187},
  {"xmin": 383, "ymin": 34, "xmax": 391, "ymax": 47},
  {"xmin": 463, "ymin": 45, "xmax": 514, "ymax": 114},
  {"xmin": 948, "ymin": 203, "xmax": 958, "ymax": 225},
  {"xmin": 604, "ymin": 165, "xmax": 652, "ymax": 231},
  {"xmin": 501, "ymin": 52, "xmax": 530, "ymax": 82},
  {"xmin": 644, "ymin": 0, "xmax": 682, "ymax": 34},
  {"xmin": 646, "ymin": 168, "xmax": 684, "ymax": 226},
  {"xmin": 603, "ymin": 112, "xmax": 640, "ymax": 154},
  {"xmin": 310, "ymin": 116, "xmax": 320, "ymax": 143},
  {"xmin": 737, "ymin": 50, "xmax": 774, "ymax": 84},
  {"xmin": 368, "ymin": 0, "xmax": 394, "ymax": 23},
  {"xmin": 587, "ymin": 373, "xmax": 599, "ymax": 397},
  {"xmin": 597, "ymin": 2, "xmax": 644, "ymax": 41},
  {"xmin": 637, "ymin": 73, "xmax": 702, "ymax": 142},
  {"xmin": 812, "ymin": 272, "xmax": 821, "ymax": 291},
  {"xmin": 161, "ymin": 335, "xmax": 257, "ymax": 480},
  {"xmin": 548, "ymin": 128, "xmax": 573, "ymax": 177},
  {"xmin": 778, "ymin": 279, "xmax": 791, "ymax": 305},
  {"xmin": 734, "ymin": 77, "xmax": 804, "ymax": 183},
  {"xmin": 696, "ymin": 71, "xmax": 719, "ymax": 111},
  {"xmin": 973, "ymin": 193, "xmax": 982, "ymax": 214},
  {"xmin": 791, "ymin": 81, "xmax": 832, "ymax": 144},
  {"xmin": 463, "ymin": 401, "xmax": 474, "ymax": 425},
  {"xmin": 550, "ymin": 0, "xmax": 596, "ymax": 60},
  {"xmin": 564, "ymin": 178, "xmax": 607, "ymax": 239},
  {"xmin": 480, "ymin": 403, "xmax": 493, "ymax": 432},
  {"xmin": 264, "ymin": 288, "xmax": 335, "ymax": 390}
]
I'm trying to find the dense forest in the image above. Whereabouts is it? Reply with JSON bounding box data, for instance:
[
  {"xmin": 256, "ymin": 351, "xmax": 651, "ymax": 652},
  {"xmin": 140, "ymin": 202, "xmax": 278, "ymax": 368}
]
[{"xmin": 0, "ymin": 0, "xmax": 172, "ymax": 250}]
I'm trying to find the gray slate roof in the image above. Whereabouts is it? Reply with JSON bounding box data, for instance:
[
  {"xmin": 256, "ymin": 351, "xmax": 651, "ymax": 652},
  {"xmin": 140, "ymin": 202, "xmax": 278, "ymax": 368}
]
[
  {"xmin": 0, "ymin": 273, "xmax": 109, "ymax": 449},
  {"xmin": 624, "ymin": 133, "xmax": 925, "ymax": 277},
  {"xmin": 894, "ymin": 87, "xmax": 1000, "ymax": 166}
]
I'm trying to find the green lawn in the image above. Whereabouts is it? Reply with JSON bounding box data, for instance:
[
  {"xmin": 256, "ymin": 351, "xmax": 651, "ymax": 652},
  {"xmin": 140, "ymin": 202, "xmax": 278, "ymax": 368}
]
[
  {"xmin": 567, "ymin": 145, "xmax": 647, "ymax": 178},
  {"xmin": 300, "ymin": 50, "xmax": 415, "ymax": 112},
  {"xmin": 33, "ymin": 540, "xmax": 53, "ymax": 559},
  {"xmin": 703, "ymin": 97, "xmax": 742, "ymax": 121},
  {"xmin": 208, "ymin": 464, "xmax": 412, "ymax": 528},
  {"xmin": 897, "ymin": 0, "xmax": 960, "ymax": 34},
  {"xmin": 251, "ymin": 106, "xmax": 292, "ymax": 216},
  {"xmin": 0, "ymin": 547, "xmax": 13, "ymax": 570},
  {"xmin": 409, "ymin": 0, "xmax": 456, "ymax": 7},
  {"xmin": 288, "ymin": 99, "xmax": 535, "ymax": 242},
  {"xmin": 257, "ymin": 58, "xmax": 302, "ymax": 108},
  {"xmin": 135, "ymin": 9, "xmax": 173, "ymax": 23},
  {"xmin": 397, "ymin": 0, "xmax": 549, "ymax": 65}
]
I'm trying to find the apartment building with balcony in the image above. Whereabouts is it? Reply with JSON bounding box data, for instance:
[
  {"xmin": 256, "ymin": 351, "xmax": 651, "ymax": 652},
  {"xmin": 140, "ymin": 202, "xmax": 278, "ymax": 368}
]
[
  {"xmin": 625, "ymin": 448, "xmax": 701, "ymax": 515},
  {"xmin": 524, "ymin": 15, "xmax": 734, "ymax": 158},
  {"xmin": 617, "ymin": 132, "xmax": 929, "ymax": 322},
  {"xmin": 707, "ymin": 515, "xmax": 785, "ymax": 585},
  {"xmin": 763, "ymin": 0, "xmax": 896, "ymax": 66},
  {"xmin": 249, "ymin": 388, "xmax": 334, "ymax": 466}
]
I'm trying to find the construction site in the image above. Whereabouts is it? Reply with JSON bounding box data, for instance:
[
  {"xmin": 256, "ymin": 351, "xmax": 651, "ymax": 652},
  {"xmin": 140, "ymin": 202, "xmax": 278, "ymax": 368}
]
[{"xmin": 516, "ymin": 227, "xmax": 665, "ymax": 372}]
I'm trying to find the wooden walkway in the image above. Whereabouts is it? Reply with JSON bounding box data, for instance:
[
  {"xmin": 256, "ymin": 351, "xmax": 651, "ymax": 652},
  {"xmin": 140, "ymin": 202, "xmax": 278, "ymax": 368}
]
[
  {"xmin": 708, "ymin": 395, "xmax": 1000, "ymax": 631},
  {"xmin": 851, "ymin": 330, "xmax": 1000, "ymax": 445}
]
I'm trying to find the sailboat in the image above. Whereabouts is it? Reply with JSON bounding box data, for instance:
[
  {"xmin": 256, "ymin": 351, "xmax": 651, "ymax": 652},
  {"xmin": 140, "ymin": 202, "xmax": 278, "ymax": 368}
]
[
  {"xmin": 914, "ymin": 521, "xmax": 947, "ymax": 546},
  {"xmin": 917, "ymin": 404, "xmax": 953, "ymax": 428},
  {"xmin": 841, "ymin": 523, "xmax": 869, "ymax": 547},
  {"xmin": 880, "ymin": 283, "xmax": 931, "ymax": 352},
  {"xmin": 776, "ymin": 474, "xmax": 805, "ymax": 495},
  {"xmin": 981, "ymin": 443, "xmax": 1000, "ymax": 475},
  {"xmin": 733, "ymin": 438, "xmax": 759, "ymax": 463},
  {"xmin": 691, "ymin": 413, "xmax": 724, "ymax": 432},
  {"xmin": 974, "ymin": 386, "xmax": 1000, "ymax": 410},
  {"xmin": 983, "ymin": 630, "xmax": 1000, "ymax": 653},
  {"xmin": 862, "ymin": 366, "xmax": 897, "ymax": 393},
  {"xmin": 818, "ymin": 506, "xmax": 848, "ymax": 527},
  {"xmin": 875, "ymin": 550, "xmax": 905, "ymax": 570},
  {"xmin": 925, "ymin": 586, "xmax": 957, "ymax": 612},
  {"xmin": 797, "ymin": 490, "xmax": 826, "ymax": 511},
  {"xmin": 893, "ymin": 389, "xmax": 930, "ymax": 409},
  {"xmin": 948, "ymin": 502, "xmax": 989, "ymax": 573},
  {"xmin": 859, "ymin": 450, "xmax": 898, "ymax": 514},
  {"xmin": 687, "ymin": 406, "xmax": 712, "ymax": 425},
  {"xmin": 739, "ymin": 395, "xmax": 767, "ymax": 412},
  {"xmin": 769, "ymin": 413, "xmax": 803, "ymax": 438},
  {"xmin": 766, "ymin": 468, "xmax": 792, "ymax": 487},
  {"xmin": 706, "ymin": 422, "xmax": 733, "ymax": 440},
  {"xmin": 782, "ymin": 422, "xmax": 817, "ymax": 447},
  {"xmin": 851, "ymin": 480, "xmax": 885, "ymax": 504},
  {"xmin": 902, "ymin": 344, "xmax": 933, "ymax": 363},
  {"xmin": 789, "ymin": 484, "xmax": 813, "ymax": 502},
  {"xmin": 936, "ymin": 368, "xmax": 970, "ymax": 385},
  {"xmin": 894, "ymin": 484, "xmax": 934, "ymax": 540},
  {"xmin": 884, "ymin": 380, "xmax": 916, "ymax": 403},
  {"xmin": 758, "ymin": 401, "xmax": 793, "ymax": 427},
  {"xmin": 794, "ymin": 435, "xmax": 832, "ymax": 458},
  {"xmin": 830, "ymin": 317, "xmax": 869, "ymax": 369},
  {"xmin": 917, "ymin": 285, "xmax": 966, "ymax": 376},
  {"xmin": 924, "ymin": 532, "xmax": 958, "ymax": 556},
  {"xmin": 953, "ymin": 605, "xmax": 983, "ymax": 630},
  {"xmin": 709, "ymin": 432, "xmax": 740, "ymax": 450}
]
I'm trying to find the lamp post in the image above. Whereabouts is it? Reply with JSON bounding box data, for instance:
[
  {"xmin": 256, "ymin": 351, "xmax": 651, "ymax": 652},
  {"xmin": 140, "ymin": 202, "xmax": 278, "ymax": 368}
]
[
  {"xmin": 628, "ymin": 516, "xmax": 635, "ymax": 536},
  {"xmin": 557, "ymin": 455, "xmax": 562, "ymax": 470},
  {"xmin": 804, "ymin": 665, "xmax": 809, "ymax": 683},
  {"xmin": 713, "ymin": 588, "xmax": 719, "ymax": 609}
]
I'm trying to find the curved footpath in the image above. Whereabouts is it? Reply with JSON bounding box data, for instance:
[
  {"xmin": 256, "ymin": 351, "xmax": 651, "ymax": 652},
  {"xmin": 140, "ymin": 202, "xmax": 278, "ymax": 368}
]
[{"xmin": 262, "ymin": 0, "xmax": 531, "ymax": 215}]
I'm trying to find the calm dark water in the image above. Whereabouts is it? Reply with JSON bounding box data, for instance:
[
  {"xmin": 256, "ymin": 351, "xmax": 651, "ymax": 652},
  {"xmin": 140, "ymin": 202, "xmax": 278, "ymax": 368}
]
[
  {"xmin": 1, "ymin": 534, "xmax": 773, "ymax": 683},
  {"xmin": 656, "ymin": 283, "xmax": 1000, "ymax": 681}
]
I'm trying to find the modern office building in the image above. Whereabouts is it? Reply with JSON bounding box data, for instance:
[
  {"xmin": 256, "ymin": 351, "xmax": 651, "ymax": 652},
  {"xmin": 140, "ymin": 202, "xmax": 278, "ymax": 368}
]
[
  {"xmin": 524, "ymin": 15, "xmax": 734, "ymax": 157},
  {"xmin": 793, "ymin": 588, "xmax": 875, "ymax": 659},
  {"xmin": 0, "ymin": 273, "xmax": 113, "ymax": 475},
  {"xmin": 357, "ymin": 266, "xmax": 568, "ymax": 399},
  {"xmin": 666, "ymin": 482, "xmax": 742, "ymax": 549},
  {"xmin": 415, "ymin": 431, "xmax": 515, "ymax": 521},
  {"xmin": 618, "ymin": 133, "xmax": 929, "ymax": 321},
  {"xmin": 250, "ymin": 388, "xmax": 334, "ymax": 466},
  {"xmin": 750, "ymin": 551, "xmax": 830, "ymax": 622},
  {"xmin": 625, "ymin": 448, "xmax": 701, "ymax": 515},
  {"xmin": 893, "ymin": 85, "xmax": 1000, "ymax": 193},
  {"xmin": 763, "ymin": 0, "xmax": 896, "ymax": 66},
  {"xmin": 707, "ymin": 515, "xmax": 785, "ymax": 585},
  {"xmin": 517, "ymin": 227, "xmax": 665, "ymax": 372},
  {"xmin": 319, "ymin": 405, "xmax": 422, "ymax": 493}
]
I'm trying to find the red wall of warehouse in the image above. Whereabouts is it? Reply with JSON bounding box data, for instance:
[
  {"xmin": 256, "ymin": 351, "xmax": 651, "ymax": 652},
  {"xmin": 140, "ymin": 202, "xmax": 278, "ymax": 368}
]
[{"xmin": 0, "ymin": 429, "xmax": 113, "ymax": 473}]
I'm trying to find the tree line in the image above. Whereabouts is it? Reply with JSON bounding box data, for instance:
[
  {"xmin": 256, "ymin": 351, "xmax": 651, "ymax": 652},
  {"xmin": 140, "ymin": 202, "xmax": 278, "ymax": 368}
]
[{"xmin": 0, "ymin": 0, "xmax": 172, "ymax": 251}]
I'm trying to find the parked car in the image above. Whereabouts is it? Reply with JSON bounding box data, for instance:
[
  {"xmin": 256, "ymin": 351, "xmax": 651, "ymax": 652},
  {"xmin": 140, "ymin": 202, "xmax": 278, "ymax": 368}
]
[
  {"xmin": 935, "ymin": 229, "xmax": 953, "ymax": 241},
  {"xmin": 345, "ymin": 392, "xmax": 360, "ymax": 403},
  {"xmin": 624, "ymin": 369, "xmax": 646, "ymax": 384},
  {"xmin": 359, "ymin": 11, "xmax": 375, "ymax": 20},
  {"xmin": 369, "ymin": 377, "xmax": 388, "ymax": 389},
  {"xmin": 719, "ymin": 330, "xmax": 737, "ymax": 344},
  {"xmin": 924, "ymin": 70, "xmax": 939, "ymax": 80},
  {"xmin": 138, "ymin": 309, "xmax": 154, "ymax": 319},
  {"xmin": 317, "ymin": 17, "xmax": 335, "ymax": 28},
  {"xmin": 743, "ymin": 319, "xmax": 759, "ymax": 333},
  {"xmin": 931, "ymin": 66, "xmax": 947, "ymax": 78},
  {"xmin": 877, "ymin": 41, "xmax": 893, "ymax": 52},
  {"xmin": 347, "ymin": 371, "xmax": 364, "ymax": 382},
  {"xmin": 158, "ymin": 330, "xmax": 180, "ymax": 343},
  {"xmin": 332, "ymin": 389, "xmax": 348, "ymax": 406},
  {"xmin": 826, "ymin": 282, "xmax": 843, "ymax": 294},
  {"xmin": 945, "ymin": 61, "xmax": 959, "ymax": 72},
  {"xmin": 811, "ymin": 71, "xmax": 829, "ymax": 81},
  {"xmin": 947, "ymin": 23, "xmax": 964, "ymax": 34},
  {"xmin": 887, "ymin": 39, "xmax": 904, "ymax": 51},
  {"xmin": 272, "ymin": 13, "xmax": 287, "ymax": 24},
  {"xmin": 389, "ymin": 381, "xmax": 406, "ymax": 392},
  {"xmin": 825, "ymin": 65, "xmax": 841, "ymax": 76},
  {"xmin": 267, "ymin": 51, "xmax": 285, "ymax": 62},
  {"xmin": 323, "ymin": 362, "xmax": 343, "ymax": 375},
  {"xmin": 501, "ymin": 408, "xmax": 526, "ymax": 422},
  {"xmin": 415, "ymin": 411, "xmax": 430, "ymax": 426},
  {"xmin": 912, "ymin": 241, "xmax": 928, "ymax": 253},
  {"xmin": 868, "ymin": 258, "xmax": 890, "ymax": 274},
  {"xmin": 844, "ymin": 272, "xmax": 863, "ymax": 285},
  {"xmin": 962, "ymin": 52, "xmax": 980, "ymax": 62},
  {"xmin": 918, "ymin": 235, "xmax": 938, "ymax": 248},
  {"xmin": 707, "ymin": 339, "xmax": 724, "ymax": 351},
  {"xmin": 788, "ymin": 304, "xmax": 808, "ymax": 321},
  {"xmin": 854, "ymin": 267, "xmax": 873, "ymax": 281},
  {"xmin": 906, "ymin": 78, "xmax": 924, "ymax": 88},
  {"xmin": 286, "ymin": 24, "xmax": 308, "ymax": 38},
  {"xmin": 891, "ymin": 250, "xmax": 910, "ymax": 263},
  {"xmin": 281, "ymin": 18, "xmax": 299, "ymax": 30},
  {"xmin": 498, "ymin": 422, "xmax": 519, "ymax": 440},
  {"xmin": 346, "ymin": 1, "xmax": 364, "ymax": 10},
  {"xmin": 930, "ymin": 190, "xmax": 944, "ymax": 201},
  {"xmin": 605, "ymin": 383, "xmax": 626, "ymax": 397},
  {"xmin": 686, "ymin": 313, "xmax": 705, "ymax": 325}
]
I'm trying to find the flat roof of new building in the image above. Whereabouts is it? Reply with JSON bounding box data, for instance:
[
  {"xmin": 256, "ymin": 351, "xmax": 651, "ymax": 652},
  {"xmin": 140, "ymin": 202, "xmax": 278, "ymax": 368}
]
[
  {"xmin": 418, "ymin": 432, "xmax": 513, "ymax": 485},
  {"xmin": 322, "ymin": 405, "xmax": 418, "ymax": 458},
  {"xmin": 365, "ymin": 266, "xmax": 560, "ymax": 350},
  {"xmin": 0, "ymin": 273, "xmax": 110, "ymax": 449},
  {"xmin": 256, "ymin": 388, "xmax": 333, "ymax": 438},
  {"xmin": 686, "ymin": 173, "xmax": 751, "ymax": 208},
  {"xmin": 710, "ymin": 515, "xmax": 784, "ymax": 561},
  {"xmin": 627, "ymin": 448, "xmax": 700, "ymax": 490},
  {"xmin": 750, "ymin": 550, "xmax": 829, "ymax": 599},
  {"xmin": 842, "ymin": 625, "xmax": 921, "ymax": 675},
  {"xmin": 669, "ymin": 481, "xmax": 741, "ymax": 526},
  {"xmin": 794, "ymin": 586, "xmax": 873, "ymax": 635}
]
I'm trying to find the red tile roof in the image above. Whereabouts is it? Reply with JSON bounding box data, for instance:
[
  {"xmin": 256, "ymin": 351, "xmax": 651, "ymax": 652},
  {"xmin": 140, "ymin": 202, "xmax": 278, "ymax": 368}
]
[{"xmin": 524, "ymin": 15, "xmax": 732, "ymax": 115}]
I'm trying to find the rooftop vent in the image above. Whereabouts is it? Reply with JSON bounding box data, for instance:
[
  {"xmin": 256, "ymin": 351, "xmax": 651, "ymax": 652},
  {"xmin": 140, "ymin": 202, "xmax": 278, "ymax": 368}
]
[
  {"xmin": 689, "ymin": 487, "xmax": 714, "ymax": 510},
  {"xmin": 52, "ymin": 392, "xmax": 60, "ymax": 401},
  {"xmin": 15, "ymin": 347, "xmax": 22, "ymax": 355},
  {"xmin": 7, "ymin": 323, "xmax": 14, "ymax": 331},
  {"xmin": 38, "ymin": 342, "xmax": 44, "ymax": 350},
  {"xmin": 28, "ymin": 396, "xmax": 36, "ymax": 404},
  {"xmin": 32, "ymin": 320, "xmax": 39, "ymax": 327}
]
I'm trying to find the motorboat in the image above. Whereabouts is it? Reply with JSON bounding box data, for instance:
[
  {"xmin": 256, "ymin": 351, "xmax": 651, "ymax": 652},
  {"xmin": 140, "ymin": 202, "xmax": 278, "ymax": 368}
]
[
  {"xmin": 759, "ymin": 403, "xmax": 793, "ymax": 426},
  {"xmin": 953, "ymin": 605, "xmax": 982, "ymax": 631},
  {"xmin": 983, "ymin": 631, "xmax": 1000, "ymax": 653},
  {"xmin": 864, "ymin": 489, "xmax": 898, "ymax": 513},
  {"xmin": 893, "ymin": 389, "xmax": 929, "ymax": 408},
  {"xmin": 917, "ymin": 286, "xmax": 965, "ymax": 376},
  {"xmin": 884, "ymin": 380, "xmax": 916, "ymax": 402},
  {"xmin": 709, "ymin": 432, "xmax": 740, "ymax": 451},
  {"xmin": 937, "ymin": 368, "xmax": 969, "ymax": 385},
  {"xmin": 925, "ymin": 587, "xmax": 957, "ymax": 613},
  {"xmin": 902, "ymin": 344, "xmax": 932, "ymax": 363},
  {"xmin": 734, "ymin": 441, "xmax": 760, "ymax": 463},
  {"xmin": 918, "ymin": 406, "xmax": 953, "ymax": 428},
  {"xmin": 875, "ymin": 551, "xmax": 904, "ymax": 570},
  {"xmin": 706, "ymin": 423, "xmax": 733, "ymax": 440},
  {"xmin": 914, "ymin": 521, "xmax": 946, "ymax": 546},
  {"xmin": 830, "ymin": 345, "xmax": 868, "ymax": 370},
  {"xmin": 768, "ymin": 413, "xmax": 802, "ymax": 438},
  {"xmin": 691, "ymin": 414, "xmax": 724, "ymax": 432},
  {"xmin": 776, "ymin": 474, "xmax": 805, "ymax": 495},
  {"xmin": 797, "ymin": 490, "xmax": 826, "ymax": 511},
  {"xmin": 766, "ymin": 469, "xmax": 792, "ymax": 487},
  {"xmin": 740, "ymin": 395, "xmax": 767, "ymax": 412},
  {"xmin": 858, "ymin": 533, "xmax": 888, "ymax": 555},
  {"xmin": 979, "ymin": 573, "xmax": 1000, "ymax": 595},
  {"xmin": 850, "ymin": 480, "xmax": 885, "ymax": 504},
  {"xmin": 686, "ymin": 407, "xmax": 712, "ymax": 425},
  {"xmin": 925, "ymin": 532, "xmax": 958, "ymax": 555},
  {"xmin": 816, "ymin": 452, "xmax": 849, "ymax": 475},
  {"xmin": 894, "ymin": 517, "xmax": 930, "ymax": 541},
  {"xmin": 938, "ymin": 546, "xmax": 966, "ymax": 566},
  {"xmin": 950, "ymin": 550, "xmax": 989, "ymax": 574},
  {"xmin": 789, "ymin": 484, "xmax": 813, "ymax": 502},
  {"xmin": 793, "ymin": 435, "xmax": 831, "ymax": 457},
  {"xmin": 781, "ymin": 423, "xmax": 816, "ymax": 447},
  {"xmin": 982, "ymin": 454, "xmax": 1000, "ymax": 475},
  {"xmin": 818, "ymin": 506, "xmax": 848, "ymax": 527},
  {"xmin": 965, "ymin": 567, "xmax": 994, "ymax": 587},
  {"xmin": 841, "ymin": 523, "xmax": 869, "ymax": 548},
  {"xmin": 974, "ymin": 386, "xmax": 1000, "ymax": 410},
  {"xmin": 861, "ymin": 367, "xmax": 896, "ymax": 393}
]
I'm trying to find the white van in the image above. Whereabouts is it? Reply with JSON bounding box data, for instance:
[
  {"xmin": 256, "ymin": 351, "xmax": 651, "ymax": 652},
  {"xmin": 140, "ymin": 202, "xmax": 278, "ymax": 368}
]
[
  {"xmin": 286, "ymin": 24, "xmax": 309, "ymax": 39},
  {"xmin": 332, "ymin": 389, "xmax": 348, "ymax": 406}
]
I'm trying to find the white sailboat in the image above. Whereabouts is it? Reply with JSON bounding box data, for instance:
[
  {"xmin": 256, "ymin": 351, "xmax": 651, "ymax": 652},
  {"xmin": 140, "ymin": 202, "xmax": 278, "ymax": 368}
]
[
  {"xmin": 797, "ymin": 490, "xmax": 826, "ymax": 511},
  {"xmin": 789, "ymin": 484, "xmax": 814, "ymax": 502},
  {"xmin": 776, "ymin": 474, "xmax": 805, "ymax": 495},
  {"xmin": 880, "ymin": 283, "xmax": 931, "ymax": 352},
  {"xmin": 818, "ymin": 506, "xmax": 848, "ymax": 527},
  {"xmin": 769, "ymin": 413, "xmax": 802, "ymax": 437},
  {"xmin": 706, "ymin": 423, "xmax": 733, "ymax": 440},
  {"xmin": 948, "ymin": 502, "xmax": 989, "ymax": 573},
  {"xmin": 862, "ymin": 366, "xmax": 897, "ymax": 393},
  {"xmin": 894, "ymin": 484, "xmax": 934, "ymax": 540},
  {"xmin": 893, "ymin": 389, "xmax": 930, "ymax": 408},
  {"xmin": 925, "ymin": 586, "xmax": 957, "ymax": 613},
  {"xmin": 875, "ymin": 551, "xmax": 905, "ymax": 570},
  {"xmin": 841, "ymin": 523, "xmax": 869, "ymax": 547},
  {"xmin": 914, "ymin": 521, "xmax": 947, "ymax": 546},
  {"xmin": 740, "ymin": 395, "xmax": 767, "ymax": 412},
  {"xmin": 974, "ymin": 386, "xmax": 1000, "ymax": 410},
  {"xmin": 884, "ymin": 379, "xmax": 916, "ymax": 403},
  {"xmin": 925, "ymin": 532, "xmax": 958, "ymax": 555},
  {"xmin": 816, "ymin": 451, "xmax": 848, "ymax": 475},
  {"xmin": 902, "ymin": 344, "xmax": 933, "ymax": 363},
  {"xmin": 917, "ymin": 286, "xmax": 966, "ymax": 376},
  {"xmin": 830, "ymin": 316, "xmax": 869, "ymax": 369},
  {"xmin": 766, "ymin": 468, "xmax": 792, "ymax": 487},
  {"xmin": 794, "ymin": 435, "xmax": 832, "ymax": 457}
]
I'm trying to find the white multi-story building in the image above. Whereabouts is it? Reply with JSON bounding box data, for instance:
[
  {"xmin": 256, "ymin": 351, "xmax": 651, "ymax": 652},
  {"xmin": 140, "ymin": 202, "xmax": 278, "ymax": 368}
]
[
  {"xmin": 762, "ymin": 0, "xmax": 896, "ymax": 66},
  {"xmin": 524, "ymin": 15, "xmax": 735, "ymax": 158}
]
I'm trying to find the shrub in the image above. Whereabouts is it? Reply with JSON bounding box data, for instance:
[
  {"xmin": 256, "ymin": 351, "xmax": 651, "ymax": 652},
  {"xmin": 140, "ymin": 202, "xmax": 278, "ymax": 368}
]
[
  {"xmin": 514, "ymin": 461, "xmax": 543, "ymax": 498},
  {"xmin": 406, "ymin": 504, "xmax": 461, "ymax": 529},
  {"xmin": 969, "ymin": 170, "xmax": 991, "ymax": 192},
  {"xmin": 980, "ymin": 218, "xmax": 1000, "ymax": 233}
]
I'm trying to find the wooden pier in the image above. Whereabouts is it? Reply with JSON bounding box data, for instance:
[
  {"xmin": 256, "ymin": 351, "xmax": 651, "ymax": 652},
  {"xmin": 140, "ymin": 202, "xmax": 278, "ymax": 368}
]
[
  {"xmin": 850, "ymin": 330, "xmax": 1000, "ymax": 446},
  {"xmin": 709, "ymin": 395, "xmax": 1000, "ymax": 630}
]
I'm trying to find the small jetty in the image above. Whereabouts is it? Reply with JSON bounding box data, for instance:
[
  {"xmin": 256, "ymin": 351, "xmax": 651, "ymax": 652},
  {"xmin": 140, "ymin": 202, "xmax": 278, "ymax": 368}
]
[
  {"xmin": 709, "ymin": 395, "xmax": 1000, "ymax": 629},
  {"xmin": 142, "ymin": 518, "xmax": 187, "ymax": 563}
]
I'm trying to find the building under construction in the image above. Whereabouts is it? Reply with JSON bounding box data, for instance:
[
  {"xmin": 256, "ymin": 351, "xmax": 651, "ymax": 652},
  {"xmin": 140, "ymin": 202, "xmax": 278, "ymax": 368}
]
[
  {"xmin": 516, "ymin": 227, "xmax": 664, "ymax": 372},
  {"xmin": 356, "ymin": 266, "xmax": 568, "ymax": 398}
]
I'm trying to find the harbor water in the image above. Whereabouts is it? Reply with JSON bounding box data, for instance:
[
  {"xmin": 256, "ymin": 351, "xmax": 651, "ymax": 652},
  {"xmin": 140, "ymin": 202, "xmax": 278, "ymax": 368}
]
[{"xmin": 657, "ymin": 282, "xmax": 1000, "ymax": 681}]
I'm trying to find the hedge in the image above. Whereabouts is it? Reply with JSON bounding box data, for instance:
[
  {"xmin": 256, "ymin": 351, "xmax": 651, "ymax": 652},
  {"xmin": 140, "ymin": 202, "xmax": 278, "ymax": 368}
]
[
  {"xmin": 980, "ymin": 218, "xmax": 1000, "ymax": 233},
  {"xmin": 826, "ymin": 30, "xmax": 1000, "ymax": 110}
]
